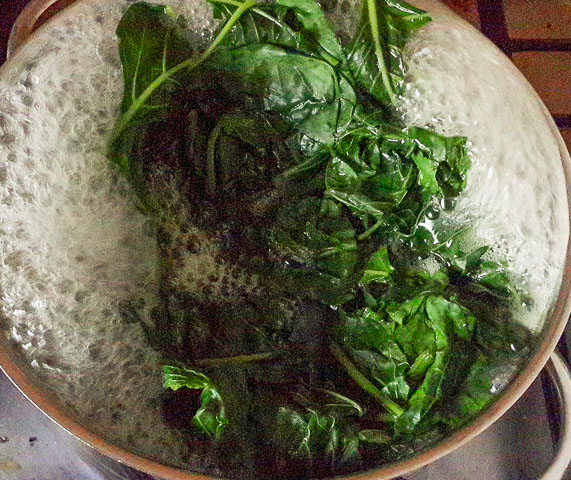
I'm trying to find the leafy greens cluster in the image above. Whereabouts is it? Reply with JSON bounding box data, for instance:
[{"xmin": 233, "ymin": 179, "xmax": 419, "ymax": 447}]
[{"xmin": 108, "ymin": 0, "xmax": 533, "ymax": 477}]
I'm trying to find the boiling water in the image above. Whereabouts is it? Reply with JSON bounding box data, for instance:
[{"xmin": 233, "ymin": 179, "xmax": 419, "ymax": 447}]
[{"xmin": 0, "ymin": 0, "xmax": 567, "ymax": 472}]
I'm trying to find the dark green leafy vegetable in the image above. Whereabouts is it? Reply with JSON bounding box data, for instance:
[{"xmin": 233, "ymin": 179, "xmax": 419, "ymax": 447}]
[
  {"xmin": 345, "ymin": 0, "xmax": 431, "ymax": 105},
  {"xmin": 163, "ymin": 366, "xmax": 228, "ymax": 439},
  {"xmin": 163, "ymin": 365, "xmax": 210, "ymax": 390},
  {"xmin": 274, "ymin": 389, "xmax": 364, "ymax": 470},
  {"xmin": 276, "ymin": 0, "xmax": 345, "ymax": 65},
  {"xmin": 360, "ymin": 247, "xmax": 394, "ymax": 285},
  {"xmin": 108, "ymin": 1, "xmax": 534, "ymax": 478},
  {"xmin": 114, "ymin": 3, "xmax": 194, "ymax": 127}
]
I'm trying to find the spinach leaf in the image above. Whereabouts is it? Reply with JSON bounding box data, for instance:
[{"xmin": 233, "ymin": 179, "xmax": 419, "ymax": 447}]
[
  {"xmin": 270, "ymin": 197, "xmax": 358, "ymax": 282},
  {"xmin": 163, "ymin": 365, "xmax": 228, "ymax": 439},
  {"xmin": 438, "ymin": 348, "xmax": 528, "ymax": 429},
  {"xmin": 324, "ymin": 125, "xmax": 469, "ymax": 241},
  {"xmin": 163, "ymin": 365, "xmax": 210, "ymax": 390},
  {"xmin": 346, "ymin": 0, "xmax": 430, "ymax": 105},
  {"xmin": 394, "ymin": 296, "xmax": 442, "ymax": 361},
  {"xmin": 275, "ymin": 408, "xmax": 361, "ymax": 467},
  {"xmin": 276, "ymin": 0, "xmax": 345, "ymax": 65},
  {"xmin": 395, "ymin": 349, "xmax": 448, "ymax": 434},
  {"xmin": 209, "ymin": 0, "xmax": 337, "ymax": 64},
  {"xmin": 109, "ymin": 0, "xmax": 257, "ymax": 167},
  {"xmin": 339, "ymin": 308, "xmax": 407, "ymax": 363},
  {"xmin": 109, "ymin": 2, "xmax": 194, "ymax": 180},
  {"xmin": 115, "ymin": 3, "xmax": 194, "ymax": 122},
  {"xmin": 360, "ymin": 247, "xmax": 395, "ymax": 285},
  {"xmin": 274, "ymin": 388, "xmax": 364, "ymax": 469},
  {"xmin": 406, "ymin": 127, "xmax": 471, "ymax": 197},
  {"xmin": 383, "ymin": 127, "xmax": 471, "ymax": 199},
  {"xmin": 350, "ymin": 349, "xmax": 411, "ymax": 402},
  {"xmin": 202, "ymin": 43, "xmax": 356, "ymax": 154},
  {"xmin": 193, "ymin": 386, "xmax": 229, "ymax": 440}
]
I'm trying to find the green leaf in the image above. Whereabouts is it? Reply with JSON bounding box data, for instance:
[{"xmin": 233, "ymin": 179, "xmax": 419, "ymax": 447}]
[
  {"xmin": 381, "ymin": 375, "xmax": 410, "ymax": 401},
  {"xmin": 395, "ymin": 349, "xmax": 448, "ymax": 434},
  {"xmin": 275, "ymin": 401, "xmax": 361, "ymax": 467},
  {"xmin": 340, "ymin": 309, "xmax": 408, "ymax": 363},
  {"xmin": 412, "ymin": 151, "xmax": 442, "ymax": 197},
  {"xmin": 386, "ymin": 295, "xmax": 425, "ymax": 325},
  {"xmin": 350, "ymin": 349, "xmax": 410, "ymax": 402},
  {"xmin": 424, "ymin": 296, "xmax": 454, "ymax": 350},
  {"xmin": 345, "ymin": 0, "xmax": 431, "ymax": 105},
  {"xmin": 276, "ymin": 0, "xmax": 345, "ymax": 65},
  {"xmin": 446, "ymin": 298, "xmax": 476, "ymax": 341},
  {"xmin": 163, "ymin": 365, "xmax": 210, "ymax": 391},
  {"xmin": 202, "ymin": 43, "xmax": 356, "ymax": 154},
  {"xmin": 440, "ymin": 350, "xmax": 528, "ymax": 429},
  {"xmin": 407, "ymin": 350, "xmax": 434, "ymax": 380},
  {"xmin": 270, "ymin": 197, "xmax": 358, "ymax": 282},
  {"xmin": 115, "ymin": 3, "xmax": 194, "ymax": 118},
  {"xmin": 394, "ymin": 297, "xmax": 438, "ymax": 360},
  {"xmin": 470, "ymin": 261, "xmax": 516, "ymax": 297},
  {"xmin": 162, "ymin": 365, "xmax": 228, "ymax": 440},
  {"xmin": 360, "ymin": 247, "xmax": 395, "ymax": 285},
  {"xmin": 193, "ymin": 386, "xmax": 229, "ymax": 440},
  {"xmin": 111, "ymin": 0, "xmax": 257, "ymax": 141},
  {"xmin": 209, "ymin": 0, "xmax": 339, "ymax": 64},
  {"xmin": 108, "ymin": 3, "xmax": 194, "ymax": 178},
  {"xmin": 407, "ymin": 127, "xmax": 471, "ymax": 197}
]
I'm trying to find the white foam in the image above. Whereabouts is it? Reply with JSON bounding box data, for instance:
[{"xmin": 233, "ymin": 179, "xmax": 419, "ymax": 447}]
[
  {"xmin": 0, "ymin": 0, "xmax": 218, "ymax": 469},
  {"xmin": 396, "ymin": 5, "xmax": 568, "ymax": 330},
  {"xmin": 0, "ymin": 0, "xmax": 567, "ymax": 472}
]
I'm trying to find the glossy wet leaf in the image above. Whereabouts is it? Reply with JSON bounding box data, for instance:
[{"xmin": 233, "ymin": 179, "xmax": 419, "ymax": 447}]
[{"xmin": 346, "ymin": 0, "xmax": 431, "ymax": 105}]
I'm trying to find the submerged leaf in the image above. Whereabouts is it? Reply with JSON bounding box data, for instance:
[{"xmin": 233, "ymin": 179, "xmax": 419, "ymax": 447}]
[
  {"xmin": 163, "ymin": 365, "xmax": 228, "ymax": 440},
  {"xmin": 395, "ymin": 349, "xmax": 448, "ymax": 434},
  {"xmin": 163, "ymin": 365, "xmax": 210, "ymax": 390},
  {"xmin": 193, "ymin": 386, "xmax": 228, "ymax": 440}
]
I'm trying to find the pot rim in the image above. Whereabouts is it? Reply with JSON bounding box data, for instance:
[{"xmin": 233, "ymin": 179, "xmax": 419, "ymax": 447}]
[{"xmin": 1, "ymin": 1, "xmax": 570, "ymax": 479}]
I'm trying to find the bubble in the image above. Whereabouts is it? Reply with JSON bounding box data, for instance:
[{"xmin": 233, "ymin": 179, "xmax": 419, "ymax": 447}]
[
  {"xmin": 0, "ymin": 0, "xmax": 220, "ymax": 470},
  {"xmin": 396, "ymin": 10, "xmax": 567, "ymax": 333}
]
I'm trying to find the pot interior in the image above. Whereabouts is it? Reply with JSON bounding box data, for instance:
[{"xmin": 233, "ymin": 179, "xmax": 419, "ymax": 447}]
[{"xmin": 0, "ymin": 0, "xmax": 569, "ymax": 479}]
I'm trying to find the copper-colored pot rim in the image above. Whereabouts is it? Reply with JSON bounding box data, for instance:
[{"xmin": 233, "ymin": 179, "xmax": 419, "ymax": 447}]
[
  {"xmin": 7, "ymin": 0, "xmax": 60, "ymax": 59},
  {"xmin": 1, "ymin": 1, "xmax": 571, "ymax": 479}
]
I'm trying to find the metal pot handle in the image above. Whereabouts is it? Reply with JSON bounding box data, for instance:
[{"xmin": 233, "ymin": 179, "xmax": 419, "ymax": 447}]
[
  {"xmin": 7, "ymin": 0, "xmax": 60, "ymax": 58},
  {"xmin": 539, "ymin": 352, "xmax": 571, "ymax": 480}
]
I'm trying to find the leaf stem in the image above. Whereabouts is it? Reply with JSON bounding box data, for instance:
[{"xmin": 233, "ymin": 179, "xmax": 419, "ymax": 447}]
[
  {"xmin": 194, "ymin": 351, "xmax": 279, "ymax": 368},
  {"xmin": 210, "ymin": 0, "xmax": 271, "ymax": 19},
  {"xmin": 357, "ymin": 219, "xmax": 383, "ymax": 241},
  {"xmin": 111, "ymin": 0, "xmax": 257, "ymax": 142},
  {"xmin": 367, "ymin": 0, "xmax": 395, "ymax": 104},
  {"xmin": 329, "ymin": 342, "xmax": 404, "ymax": 418}
]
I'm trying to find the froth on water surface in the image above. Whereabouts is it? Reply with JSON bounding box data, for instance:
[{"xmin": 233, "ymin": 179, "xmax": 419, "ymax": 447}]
[
  {"xmin": 0, "ymin": 0, "xmax": 220, "ymax": 470},
  {"xmin": 0, "ymin": 0, "xmax": 568, "ymax": 474},
  {"xmin": 397, "ymin": 6, "xmax": 568, "ymax": 331}
]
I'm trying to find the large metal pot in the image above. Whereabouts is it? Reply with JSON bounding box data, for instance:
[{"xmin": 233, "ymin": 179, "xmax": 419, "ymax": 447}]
[{"xmin": 1, "ymin": 1, "xmax": 570, "ymax": 479}]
